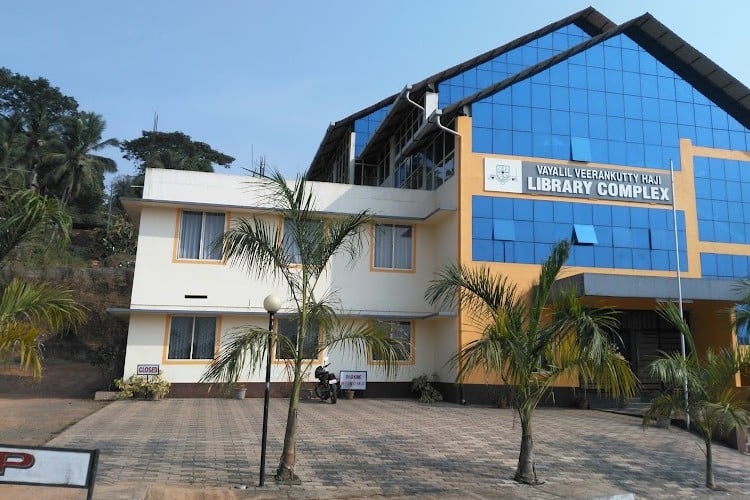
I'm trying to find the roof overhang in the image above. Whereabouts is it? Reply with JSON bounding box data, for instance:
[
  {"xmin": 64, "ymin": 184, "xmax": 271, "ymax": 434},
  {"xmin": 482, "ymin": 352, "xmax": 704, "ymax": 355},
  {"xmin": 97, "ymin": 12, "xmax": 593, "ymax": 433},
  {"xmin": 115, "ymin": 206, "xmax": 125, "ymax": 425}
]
[
  {"xmin": 119, "ymin": 197, "xmax": 456, "ymax": 228},
  {"xmin": 108, "ymin": 307, "xmax": 454, "ymax": 321},
  {"xmin": 553, "ymin": 273, "xmax": 742, "ymax": 302}
]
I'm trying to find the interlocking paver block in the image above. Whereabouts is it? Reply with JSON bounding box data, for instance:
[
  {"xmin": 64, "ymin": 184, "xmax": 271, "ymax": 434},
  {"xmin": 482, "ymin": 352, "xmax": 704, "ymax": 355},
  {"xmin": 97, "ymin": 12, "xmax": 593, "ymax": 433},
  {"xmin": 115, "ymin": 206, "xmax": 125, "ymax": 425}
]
[{"xmin": 46, "ymin": 399, "xmax": 750, "ymax": 499}]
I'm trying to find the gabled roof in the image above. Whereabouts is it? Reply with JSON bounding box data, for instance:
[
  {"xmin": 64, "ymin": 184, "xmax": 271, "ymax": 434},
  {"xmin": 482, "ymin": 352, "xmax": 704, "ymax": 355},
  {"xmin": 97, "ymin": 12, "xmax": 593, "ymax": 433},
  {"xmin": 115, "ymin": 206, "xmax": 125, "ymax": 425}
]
[
  {"xmin": 441, "ymin": 13, "xmax": 750, "ymax": 130},
  {"xmin": 308, "ymin": 9, "xmax": 750, "ymax": 182},
  {"xmin": 306, "ymin": 6, "xmax": 615, "ymax": 180}
]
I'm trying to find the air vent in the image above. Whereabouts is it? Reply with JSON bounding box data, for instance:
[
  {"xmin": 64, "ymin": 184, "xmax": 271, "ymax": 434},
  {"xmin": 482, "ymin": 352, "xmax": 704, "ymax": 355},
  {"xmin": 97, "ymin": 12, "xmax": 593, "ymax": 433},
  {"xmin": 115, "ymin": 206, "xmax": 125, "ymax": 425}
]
[{"xmin": 184, "ymin": 295, "xmax": 208, "ymax": 299}]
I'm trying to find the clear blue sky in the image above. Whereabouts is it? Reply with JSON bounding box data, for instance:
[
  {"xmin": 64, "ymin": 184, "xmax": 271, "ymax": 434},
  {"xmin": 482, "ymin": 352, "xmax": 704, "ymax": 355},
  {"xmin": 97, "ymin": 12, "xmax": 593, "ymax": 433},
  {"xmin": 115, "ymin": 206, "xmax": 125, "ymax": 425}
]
[{"xmin": 2, "ymin": 1, "xmax": 749, "ymax": 182}]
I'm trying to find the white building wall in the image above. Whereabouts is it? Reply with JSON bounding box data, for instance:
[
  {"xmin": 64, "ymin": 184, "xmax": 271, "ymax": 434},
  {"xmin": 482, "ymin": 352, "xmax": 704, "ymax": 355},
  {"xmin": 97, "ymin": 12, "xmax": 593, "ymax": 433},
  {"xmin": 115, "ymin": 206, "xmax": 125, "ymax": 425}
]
[
  {"xmin": 125, "ymin": 169, "xmax": 460, "ymax": 386},
  {"xmin": 130, "ymin": 206, "xmax": 286, "ymax": 314}
]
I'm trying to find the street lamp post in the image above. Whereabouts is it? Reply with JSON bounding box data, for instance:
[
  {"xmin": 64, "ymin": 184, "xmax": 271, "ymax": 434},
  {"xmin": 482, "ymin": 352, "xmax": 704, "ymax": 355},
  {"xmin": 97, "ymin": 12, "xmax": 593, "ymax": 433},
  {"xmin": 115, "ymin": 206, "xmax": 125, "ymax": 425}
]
[{"xmin": 259, "ymin": 294, "xmax": 281, "ymax": 487}]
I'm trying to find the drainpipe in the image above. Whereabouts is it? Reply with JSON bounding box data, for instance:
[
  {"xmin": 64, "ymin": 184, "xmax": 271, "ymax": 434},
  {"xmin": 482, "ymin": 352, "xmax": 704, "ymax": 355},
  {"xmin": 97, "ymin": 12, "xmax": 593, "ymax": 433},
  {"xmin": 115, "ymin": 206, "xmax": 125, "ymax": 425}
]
[
  {"xmin": 427, "ymin": 107, "xmax": 463, "ymax": 403},
  {"xmin": 404, "ymin": 85, "xmax": 424, "ymax": 113},
  {"xmin": 430, "ymin": 109, "xmax": 460, "ymax": 138}
]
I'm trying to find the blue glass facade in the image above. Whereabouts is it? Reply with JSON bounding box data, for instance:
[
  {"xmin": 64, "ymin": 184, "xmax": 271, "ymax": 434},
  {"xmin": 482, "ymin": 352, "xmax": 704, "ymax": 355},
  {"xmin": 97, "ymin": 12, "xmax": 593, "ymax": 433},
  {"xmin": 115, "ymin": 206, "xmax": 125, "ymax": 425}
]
[
  {"xmin": 736, "ymin": 306, "xmax": 750, "ymax": 345},
  {"xmin": 694, "ymin": 156, "xmax": 750, "ymax": 244},
  {"xmin": 439, "ymin": 24, "xmax": 590, "ymax": 109},
  {"xmin": 472, "ymin": 33, "xmax": 750, "ymax": 171},
  {"xmin": 472, "ymin": 195, "xmax": 687, "ymax": 271},
  {"xmin": 355, "ymin": 24, "xmax": 590, "ymax": 159},
  {"xmin": 353, "ymin": 105, "xmax": 392, "ymax": 156},
  {"xmin": 700, "ymin": 253, "xmax": 750, "ymax": 281}
]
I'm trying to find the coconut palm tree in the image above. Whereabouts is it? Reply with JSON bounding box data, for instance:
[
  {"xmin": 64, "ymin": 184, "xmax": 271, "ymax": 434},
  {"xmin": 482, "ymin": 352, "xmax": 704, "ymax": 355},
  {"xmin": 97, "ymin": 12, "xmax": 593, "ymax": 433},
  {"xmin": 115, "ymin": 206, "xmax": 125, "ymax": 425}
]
[
  {"xmin": 0, "ymin": 113, "xmax": 25, "ymax": 189},
  {"xmin": 0, "ymin": 189, "xmax": 85, "ymax": 377},
  {"xmin": 643, "ymin": 301, "xmax": 750, "ymax": 490},
  {"xmin": 201, "ymin": 171, "xmax": 406, "ymax": 482},
  {"xmin": 19, "ymin": 104, "xmax": 57, "ymax": 193},
  {"xmin": 425, "ymin": 239, "xmax": 637, "ymax": 484},
  {"xmin": 41, "ymin": 112, "xmax": 117, "ymax": 207}
]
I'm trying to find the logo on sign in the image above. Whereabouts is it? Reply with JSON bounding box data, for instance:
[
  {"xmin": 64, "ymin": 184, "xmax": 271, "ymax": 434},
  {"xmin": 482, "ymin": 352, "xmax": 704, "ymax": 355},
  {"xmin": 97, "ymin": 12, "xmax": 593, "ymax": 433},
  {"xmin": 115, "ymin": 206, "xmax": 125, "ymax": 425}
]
[{"xmin": 485, "ymin": 158, "xmax": 522, "ymax": 193}]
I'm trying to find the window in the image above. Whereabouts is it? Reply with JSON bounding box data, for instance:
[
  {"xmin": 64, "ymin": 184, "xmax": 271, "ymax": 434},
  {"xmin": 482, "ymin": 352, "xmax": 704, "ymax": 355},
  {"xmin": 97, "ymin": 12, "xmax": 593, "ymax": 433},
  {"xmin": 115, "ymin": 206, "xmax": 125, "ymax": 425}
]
[
  {"xmin": 178, "ymin": 211, "xmax": 225, "ymax": 260},
  {"xmin": 573, "ymin": 224, "xmax": 598, "ymax": 245},
  {"xmin": 276, "ymin": 316, "xmax": 319, "ymax": 360},
  {"xmin": 282, "ymin": 219, "xmax": 324, "ymax": 265},
  {"xmin": 570, "ymin": 137, "xmax": 592, "ymax": 162},
  {"xmin": 168, "ymin": 316, "xmax": 216, "ymax": 360},
  {"xmin": 374, "ymin": 224, "xmax": 413, "ymax": 270},
  {"xmin": 282, "ymin": 219, "xmax": 301, "ymax": 264},
  {"xmin": 373, "ymin": 321, "xmax": 412, "ymax": 361},
  {"xmin": 493, "ymin": 220, "xmax": 516, "ymax": 241}
]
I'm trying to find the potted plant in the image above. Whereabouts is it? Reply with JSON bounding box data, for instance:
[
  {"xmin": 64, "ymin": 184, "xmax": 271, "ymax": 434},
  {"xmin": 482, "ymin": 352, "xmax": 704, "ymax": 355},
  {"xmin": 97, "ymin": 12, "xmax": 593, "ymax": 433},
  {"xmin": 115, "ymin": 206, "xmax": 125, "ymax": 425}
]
[
  {"xmin": 233, "ymin": 384, "xmax": 247, "ymax": 400},
  {"xmin": 343, "ymin": 389, "xmax": 355, "ymax": 400},
  {"xmin": 643, "ymin": 392, "xmax": 677, "ymax": 429}
]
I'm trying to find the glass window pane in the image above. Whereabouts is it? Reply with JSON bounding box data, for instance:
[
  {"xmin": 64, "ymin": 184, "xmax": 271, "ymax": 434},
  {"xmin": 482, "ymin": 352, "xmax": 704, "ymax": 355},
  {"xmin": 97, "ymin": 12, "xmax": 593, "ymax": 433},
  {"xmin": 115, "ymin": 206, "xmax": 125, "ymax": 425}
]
[
  {"xmin": 276, "ymin": 317, "xmax": 317, "ymax": 359},
  {"xmin": 493, "ymin": 220, "xmax": 516, "ymax": 241},
  {"xmin": 301, "ymin": 319, "xmax": 319, "ymax": 360},
  {"xmin": 571, "ymin": 137, "xmax": 592, "ymax": 162},
  {"xmin": 168, "ymin": 317, "xmax": 194, "ymax": 359},
  {"xmin": 283, "ymin": 219, "xmax": 301, "ymax": 264},
  {"xmin": 202, "ymin": 213, "xmax": 225, "ymax": 260},
  {"xmin": 193, "ymin": 318, "xmax": 216, "ymax": 359},
  {"xmin": 393, "ymin": 225, "xmax": 413, "ymax": 269},
  {"xmin": 276, "ymin": 318, "xmax": 297, "ymax": 359},
  {"xmin": 374, "ymin": 224, "xmax": 393, "ymax": 268},
  {"xmin": 374, "ymin": 321, "xmax": 411, "ymax": 361},
  {"xmin": 178, "ymin": 212, "xmax": 202, "ymax": 259}
]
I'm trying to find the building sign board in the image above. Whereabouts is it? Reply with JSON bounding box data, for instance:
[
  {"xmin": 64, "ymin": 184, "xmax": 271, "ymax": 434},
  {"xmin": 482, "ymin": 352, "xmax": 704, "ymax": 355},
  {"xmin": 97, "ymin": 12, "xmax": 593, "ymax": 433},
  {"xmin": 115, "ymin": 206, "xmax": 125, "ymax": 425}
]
[
  {"xmin": 0, "ymin": 444, "xmax": 98, "ymax": 499},
  {"xmin": 484, "ymin": 158, "xmax": 671, "ymax": 204},
  {"xmin": 339, "ymin": 371, "xmax": 367, "ymax": 390},
  {"xmin": 137, "ymin": 364, "xmax": 160, "ymax": 376}
]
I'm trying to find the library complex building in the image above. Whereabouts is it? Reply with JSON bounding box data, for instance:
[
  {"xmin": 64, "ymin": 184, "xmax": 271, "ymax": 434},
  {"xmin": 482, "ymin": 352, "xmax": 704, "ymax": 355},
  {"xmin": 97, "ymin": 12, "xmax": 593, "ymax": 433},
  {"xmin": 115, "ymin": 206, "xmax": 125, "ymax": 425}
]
[{"xmin": 122, "ymin": 7, "xmax": 750, "ymax": 405}]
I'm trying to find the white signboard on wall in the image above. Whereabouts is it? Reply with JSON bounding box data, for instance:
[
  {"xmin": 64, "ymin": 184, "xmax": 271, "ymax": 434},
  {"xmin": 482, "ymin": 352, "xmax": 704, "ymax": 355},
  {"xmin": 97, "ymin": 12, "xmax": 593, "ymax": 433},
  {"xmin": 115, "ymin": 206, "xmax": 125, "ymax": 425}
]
[
  {"xmin": 339, "ymin": 371, "xmax": 367, "ymax": 390},
  {"xmin": 484, "ymin": 157, "xmax": 672, "ymax": 204}
]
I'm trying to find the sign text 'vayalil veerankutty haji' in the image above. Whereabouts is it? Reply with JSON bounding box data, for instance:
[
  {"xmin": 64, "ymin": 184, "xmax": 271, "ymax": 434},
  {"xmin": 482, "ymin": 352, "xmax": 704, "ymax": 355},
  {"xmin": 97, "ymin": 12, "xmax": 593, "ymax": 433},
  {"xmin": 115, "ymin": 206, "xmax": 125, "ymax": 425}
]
[{"xmin": 484, "ymin": 158, "xmax": 671, "ymax": 204}]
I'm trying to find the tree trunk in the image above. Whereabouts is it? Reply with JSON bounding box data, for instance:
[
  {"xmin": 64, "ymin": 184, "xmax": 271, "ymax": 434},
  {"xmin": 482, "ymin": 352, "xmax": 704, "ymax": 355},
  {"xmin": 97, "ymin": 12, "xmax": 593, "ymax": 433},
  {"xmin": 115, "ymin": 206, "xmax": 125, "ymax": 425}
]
[
  {"xmin": 29, "ymin": 166, "xmax": 39, "ymax": 193},
  {"xmin": 705, "ymin": 439, "xmax": 715, "ymax": 489},
  {"xmin": 275, "ymin": 373, "xmax": 303, "ymax": 482},
  {"xmin": 514, "ymin": 411, "xmax": 539, "ymax": 484}
]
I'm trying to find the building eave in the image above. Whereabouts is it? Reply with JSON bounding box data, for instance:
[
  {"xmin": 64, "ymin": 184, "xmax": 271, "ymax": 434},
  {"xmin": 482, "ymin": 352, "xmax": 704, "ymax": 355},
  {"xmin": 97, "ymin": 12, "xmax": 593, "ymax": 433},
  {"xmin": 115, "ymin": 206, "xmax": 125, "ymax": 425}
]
[{"xmin": 553, "ymin": 273, "xmax": 742, "ymax": 302}]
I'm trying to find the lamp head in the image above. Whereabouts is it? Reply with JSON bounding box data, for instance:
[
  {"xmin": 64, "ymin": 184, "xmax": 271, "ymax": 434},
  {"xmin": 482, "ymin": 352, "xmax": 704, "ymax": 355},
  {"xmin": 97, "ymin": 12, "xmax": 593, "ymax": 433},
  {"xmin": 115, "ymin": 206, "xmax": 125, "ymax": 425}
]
[{"xmin": 263, "ymin": 294, "xmax": 282, "ymax": 314}]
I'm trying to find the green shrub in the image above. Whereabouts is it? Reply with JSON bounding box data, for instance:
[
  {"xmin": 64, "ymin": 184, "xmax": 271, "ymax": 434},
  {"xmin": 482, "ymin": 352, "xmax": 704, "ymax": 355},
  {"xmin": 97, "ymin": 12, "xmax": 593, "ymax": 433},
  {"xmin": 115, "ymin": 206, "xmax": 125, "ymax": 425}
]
[
  {"xmin": 115, "ymin": 374, "xmax": 170, "ymax": 400},
  {"xmin": 411, "ymin": 374, "xmax": 443, "ymax": 403}
]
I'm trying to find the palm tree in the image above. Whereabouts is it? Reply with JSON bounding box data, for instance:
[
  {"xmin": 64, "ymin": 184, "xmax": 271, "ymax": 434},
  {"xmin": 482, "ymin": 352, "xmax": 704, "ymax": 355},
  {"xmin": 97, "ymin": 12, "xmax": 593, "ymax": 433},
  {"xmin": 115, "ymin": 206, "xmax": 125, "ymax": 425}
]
[
  {"xmin": 41, "ymin": 112, "xmax": 117, "ymax": 206},
  {"xmin": 425, "ymin": 240, "xmax": 637, "ymax": 484},
  {"xmin": 643, "ymin": 301, "xmax": 750, "ymax": 490},
  {"xmin": 201, "ymin": 171, "xmax": 406, "ymax": 482},
  {"xmin": 19, "ymin": 104, "xmax": 57, "ymax": 193},
  {"xmin": 0, "ymin": 190, "xmax": 85, "ymax": 377},
  {"xmin": 0, "ymin": 113, "xmax": 25, "ymax": 189}
]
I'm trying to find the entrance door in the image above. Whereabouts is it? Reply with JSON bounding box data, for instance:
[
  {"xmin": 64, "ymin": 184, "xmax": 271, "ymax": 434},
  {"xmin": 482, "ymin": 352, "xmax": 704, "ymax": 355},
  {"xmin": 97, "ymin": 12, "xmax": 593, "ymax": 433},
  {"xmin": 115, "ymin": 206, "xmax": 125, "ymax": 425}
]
[{"xmin": 617, "ymin": 310, "xmax": 685, "ymax": 393}]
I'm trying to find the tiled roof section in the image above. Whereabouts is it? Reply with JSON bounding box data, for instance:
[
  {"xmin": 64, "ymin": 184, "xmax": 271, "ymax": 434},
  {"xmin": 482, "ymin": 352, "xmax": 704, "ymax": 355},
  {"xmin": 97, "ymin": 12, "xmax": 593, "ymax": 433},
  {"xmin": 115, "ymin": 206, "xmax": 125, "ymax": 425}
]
[
  {"xmin": 442, "ymin": 13, "xmax": 750, "ymax": 132},
  {"xmin": 306, "ymin": 6, "xmax": 615, "ymax": 180}
]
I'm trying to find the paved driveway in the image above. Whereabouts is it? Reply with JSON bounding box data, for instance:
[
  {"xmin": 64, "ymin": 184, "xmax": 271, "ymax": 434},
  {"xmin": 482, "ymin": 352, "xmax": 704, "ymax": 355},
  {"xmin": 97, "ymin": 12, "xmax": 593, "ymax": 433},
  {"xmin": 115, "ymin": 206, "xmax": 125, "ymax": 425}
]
[{"xmin": 47, "ymin": 398, "xmax": 749, "ymax": 499}]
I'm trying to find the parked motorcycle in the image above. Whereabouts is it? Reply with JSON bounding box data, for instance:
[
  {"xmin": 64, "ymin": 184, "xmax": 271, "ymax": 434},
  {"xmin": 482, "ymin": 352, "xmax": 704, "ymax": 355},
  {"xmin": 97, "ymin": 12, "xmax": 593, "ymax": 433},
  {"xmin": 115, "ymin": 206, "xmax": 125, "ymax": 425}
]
[{"xmin": 314, "ymin": 358, "xmax": 338, "ymax": 404}]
